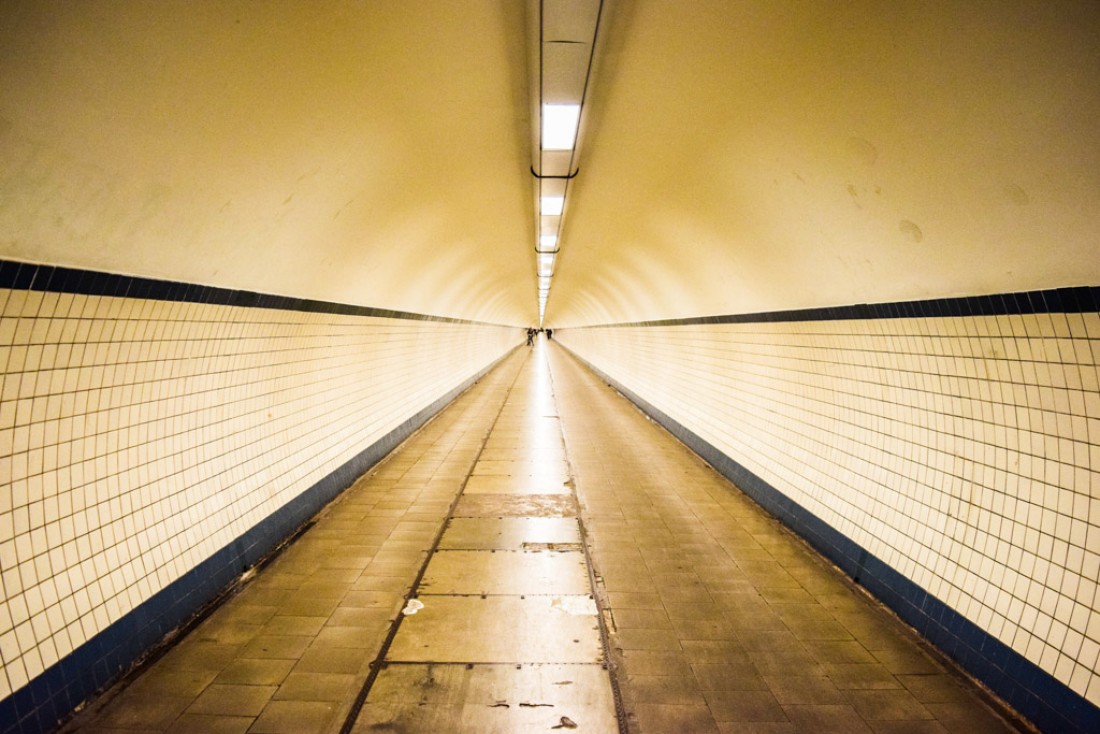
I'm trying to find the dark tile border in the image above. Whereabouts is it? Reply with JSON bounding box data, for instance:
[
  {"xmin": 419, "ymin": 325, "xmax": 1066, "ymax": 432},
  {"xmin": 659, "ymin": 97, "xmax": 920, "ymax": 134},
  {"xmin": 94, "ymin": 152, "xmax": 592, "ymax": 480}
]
[
  {"xmin": 559, "ymin": 344, "xmax": 1099, "ymax": 734},
  {"xmin": 0, "ymin": 259, "xmax": 502, "ymax": 326},
  {"xmin": 570, "ymin": 285, "xmax": 1100, "ymax": 328}
]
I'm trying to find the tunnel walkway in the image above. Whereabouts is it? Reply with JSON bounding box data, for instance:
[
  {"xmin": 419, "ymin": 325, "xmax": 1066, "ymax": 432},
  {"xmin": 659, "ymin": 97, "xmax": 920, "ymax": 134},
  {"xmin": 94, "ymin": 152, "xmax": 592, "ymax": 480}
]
[{"xmin": 63, "ymin": 341, "xmax": 1024, "ymax": 733}]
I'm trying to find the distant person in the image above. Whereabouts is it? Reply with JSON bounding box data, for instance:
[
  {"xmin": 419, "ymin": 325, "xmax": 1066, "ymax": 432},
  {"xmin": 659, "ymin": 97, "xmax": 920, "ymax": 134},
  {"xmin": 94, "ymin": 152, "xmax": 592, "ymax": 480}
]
[
  {"xmin": 546, "ymin": 328, "xmax": 553, "ymax": 340},
  {"xmin": 526, "ymin": 327, "xmax": 535, "ymax": 346}
]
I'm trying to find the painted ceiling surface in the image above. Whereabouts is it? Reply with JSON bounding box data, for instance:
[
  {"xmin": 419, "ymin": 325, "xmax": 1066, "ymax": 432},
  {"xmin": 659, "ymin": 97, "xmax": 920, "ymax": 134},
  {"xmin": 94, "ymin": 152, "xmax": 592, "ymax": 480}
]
[{"xmin": 2, "ymin": 1, "xmax": 1098, "ymax": 326}]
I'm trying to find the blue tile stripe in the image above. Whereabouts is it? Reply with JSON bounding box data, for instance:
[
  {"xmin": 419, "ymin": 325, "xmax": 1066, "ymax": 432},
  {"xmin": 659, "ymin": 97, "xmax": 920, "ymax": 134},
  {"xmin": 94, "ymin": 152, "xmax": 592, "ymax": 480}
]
[
  {"xmin": 0, "ymin": 258, "xmax": 505, "ymax": 326},
  {"xmin": 569, "ymin": 285, "xmax": 1100, "ymax": 328},
  {"xmin": 560, "ymin": 344, "xmax": 1100, "ymax": 734}
]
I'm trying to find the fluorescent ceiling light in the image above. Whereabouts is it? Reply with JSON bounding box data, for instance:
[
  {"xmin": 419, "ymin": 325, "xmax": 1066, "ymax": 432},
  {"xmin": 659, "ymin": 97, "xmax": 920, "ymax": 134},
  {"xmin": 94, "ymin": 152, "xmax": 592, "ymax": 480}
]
[
  {"xmin": 539, "ymin": 234, "xmax": 558, "ymax": 250},
  {"xmin": 542, "ymin": 104, "xmax": 581, "ymax": 150},
  {"xmin": 541, "ymin": 197, "xmax": 564, "ymax": 216}
]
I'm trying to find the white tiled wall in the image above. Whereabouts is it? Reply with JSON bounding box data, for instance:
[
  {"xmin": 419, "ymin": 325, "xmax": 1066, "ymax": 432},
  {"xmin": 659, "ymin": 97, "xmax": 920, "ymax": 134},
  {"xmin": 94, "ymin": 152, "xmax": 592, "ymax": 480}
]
[
  {"xmin": 558, "ymin": 312, "xmax": 1100, "ymax": 706},
  {"xmin": 0, "ymin": 286, "xmax": 518, "ymax": 698}
]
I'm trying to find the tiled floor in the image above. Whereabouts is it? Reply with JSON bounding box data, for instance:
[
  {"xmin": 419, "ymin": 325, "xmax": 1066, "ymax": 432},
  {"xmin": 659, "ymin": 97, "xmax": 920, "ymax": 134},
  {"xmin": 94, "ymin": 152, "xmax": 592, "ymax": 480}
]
[{"xmin": 63, "ymin": 341, "xmax": 1027, "ymax": 733}]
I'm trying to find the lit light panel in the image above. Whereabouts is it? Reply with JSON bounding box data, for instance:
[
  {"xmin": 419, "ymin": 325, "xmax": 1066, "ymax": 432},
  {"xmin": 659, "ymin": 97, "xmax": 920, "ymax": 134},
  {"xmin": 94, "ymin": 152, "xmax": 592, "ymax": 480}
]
[
  {"xmin": 540, "ymin": 196, "xmax": 564, "ymax": 216},
  {"xmin": 542, "ymin": 104, "xmax": 581, "ymax": 150}
]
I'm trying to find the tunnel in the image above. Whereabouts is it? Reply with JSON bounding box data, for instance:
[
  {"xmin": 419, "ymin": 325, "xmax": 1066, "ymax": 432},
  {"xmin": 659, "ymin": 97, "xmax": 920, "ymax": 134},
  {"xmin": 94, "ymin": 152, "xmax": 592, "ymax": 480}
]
[{"xmin": 1, "ymin": 1, "xmax": 1099, "ymax": 732}]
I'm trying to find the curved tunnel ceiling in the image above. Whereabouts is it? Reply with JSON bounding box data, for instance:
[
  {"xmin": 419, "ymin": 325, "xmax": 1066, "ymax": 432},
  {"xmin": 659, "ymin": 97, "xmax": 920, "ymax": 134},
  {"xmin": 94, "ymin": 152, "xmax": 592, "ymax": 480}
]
[
  {"xmin": 2, "ymin": 1, "xmax": 1099, "ymax": 327},
  {"xmin": 0, "ymin": 1, "xmax": 536, "ymax": 324},
  {"xmin": 551, "ymin": 0, "xmax": 1100, "ymax": 326}
]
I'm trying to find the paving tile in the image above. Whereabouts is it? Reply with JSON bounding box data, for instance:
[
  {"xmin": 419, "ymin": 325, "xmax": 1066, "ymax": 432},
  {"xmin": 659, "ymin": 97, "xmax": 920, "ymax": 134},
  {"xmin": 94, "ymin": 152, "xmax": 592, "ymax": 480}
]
[
  {"xmin": 295, "ymin": 645, "xmax": 373, "ymax": 675},
  {"xmin": 274, "ymin": 596, "xmax": 341, "ymax": 617},
  {"xmin": 250, "ymin": 701, "xmax": 338, "ymax": 734},
  {"xmin": 672, "ymin": 618, "xmax": 739, "ymax": 640},
  {"xmin": 618, "ymin": 649, "xmax": 694, "ymax": 676},
  {"xmin": 160, "ymin": 641, "xmax": 244, "ymax": 671},
  {"xmin": 871, "ymin": 646, "xmax": 944, "ymax": 675},
  {"xmin": 420, "ymin": 549, "xmax": 590, "ymax": 595},
  {"xmin": 215, "ymin": 603, "xmax": 280, "ymax": 627},
  {"xmin": 187, "ymin": 684, "xmax": 277, "ymax": 717},
  {"xmin": 214, "ymin": 658, "xmax": 296, "ymax": 686},
  {"xmin": 613, "ymin": 627, "xmax": 683, "ymax": 651},
  {"xmin": 764, "ymin": 675, "xmax": 849, "ymax": 705},
  {"xmin": 824, "ymin": 663, "xmax": 905, "ymax": 690},
  {"xmin": 782, "ymin": 704, "xmax": 874, "ymax": 732},
  {"xmin": 125, "ymin": 667, "xmax": 219, "ymax": 698},
  {"xmin": 340, "ymin": 589, "xmax": 402, "ymax": 609},
  {"xmin": 867, "ymin": 721, "xmax": 951, "ymax": 733},
  {"xmin": 736, "ymin": 629, "xmax": 803, "ymax": 652},
  {"xmin": 326, "ymin": 607, "xmax": 392, "ymax": 628},
  {"xmin": 922, "ymin": 702, "xmax": 1019, "ymax": 733},
  {"xmin": 804, "ymin": 639, "xmax": 878, "ymax": 664},
  {"xmin": 260, "ymin": 615, "xmax": 327, "ymax": 637},
  {"xmin": 848, "ymin": 689, "xmax": 934, "ymax": 720},
  {"xmin": 438, "ymin": 517, "xmax": 581, "ymax": 550},
  {"xmin": 613, "ymin": 607, "xmax": 673, "ymax": 629},
  {"xmin": 759, "ymin": 586, "xmax": 815, "ymax": 604},
  {"xmin": 704, "ymin": 689, "xmax": 787, "ymax": 722},
  {"xmin": 630, "ymin": 703, "xmax": 720, "ymax": 733},
  {"xmin": 622, "ymin": 674, "xmax": 706, "ymax": 705},
  {"xmin": 239, "ymin": 635, "xmax": 313, "ymax": 660},
  {"xmin": 664, "ymin": 601, "xmax": 727, "ymax": 620},
  {"xmin": 602, "ymin": 589, "xmax": 660, "ymax": 607},
  {"xmin": 717, "ymin": 722, "xmax": 797, "ymax": 733},
  {"xmin": 312, "ymin": 625, "xmax": 384, "ymax": 650},
  {"xmin": 93, "ymin": 693, "xmax": 193, "ymax": 729},
  {"xmin": 165, "ymin": 714, "xmax": 254, "ymax": 733},
  {"xmin": 896, "ymin": 674, "xmax": 974, "ymax": 703},
  {"xmin": 388, "ymin": 594, "xmax": 603, "ymax": 663},
  {"xmin": 272, "ymin": 671, "xmax": 358, "ymax": 702},
  {"xmin": 692, "ymin": 662, "xmax": 768, "ymax": 691}
]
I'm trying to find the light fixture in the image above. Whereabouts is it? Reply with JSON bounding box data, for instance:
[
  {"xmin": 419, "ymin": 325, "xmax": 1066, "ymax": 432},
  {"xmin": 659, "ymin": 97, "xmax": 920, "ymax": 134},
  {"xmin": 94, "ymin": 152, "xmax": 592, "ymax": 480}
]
[
  {"xmin": 542, "ymin": 103, "xmax": 581, "ymax": 150},
  {"xmin": 540, "ymin": 196, "xmax": 564, "ymax": 216},
  {"xmin": 529, "ymin": 0, "xmax": 604, "ymax": 324}
]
